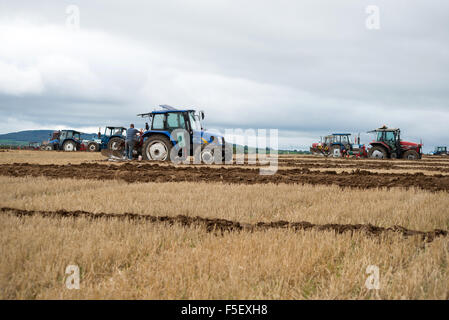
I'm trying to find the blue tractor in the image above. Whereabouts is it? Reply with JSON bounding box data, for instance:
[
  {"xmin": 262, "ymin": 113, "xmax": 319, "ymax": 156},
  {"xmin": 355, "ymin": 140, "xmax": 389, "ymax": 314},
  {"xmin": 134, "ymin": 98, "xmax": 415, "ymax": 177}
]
[
  {"xmin": 40, "ymin": 130, "xmax": 82, "ymax": 152},
  {"xmin": 432, "ymin": 146, "xmax": 448, "ymax": 156},
  {"xmin": 87, "ymin": 126, "xmax": 127, "ymax": 152},
  {"xmin": 131, "ymin": 105, "xmax": 230, "ymax": 162},
  {"xmin": 327, "ymin": 133, "xmax": 367, "ymax": 158}
]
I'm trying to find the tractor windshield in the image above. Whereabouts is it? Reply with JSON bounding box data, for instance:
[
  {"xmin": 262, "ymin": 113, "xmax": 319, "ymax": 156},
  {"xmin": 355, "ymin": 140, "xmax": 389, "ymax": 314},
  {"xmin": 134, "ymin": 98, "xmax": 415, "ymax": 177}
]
[
  {"xmin": 376, "ymin": 131, "xmax": 397, "ymax": 142},
  {"xmin": 189, "ymin": 112, "xmax": 202, "ymax": 131}
]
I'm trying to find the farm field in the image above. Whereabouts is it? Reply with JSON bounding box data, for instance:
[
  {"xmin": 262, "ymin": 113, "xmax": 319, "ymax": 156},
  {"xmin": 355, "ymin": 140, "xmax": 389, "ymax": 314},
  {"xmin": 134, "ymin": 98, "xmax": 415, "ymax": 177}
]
[{"xmin": 1, "ymin": 150, "xmax": 449, "ymax": 299}]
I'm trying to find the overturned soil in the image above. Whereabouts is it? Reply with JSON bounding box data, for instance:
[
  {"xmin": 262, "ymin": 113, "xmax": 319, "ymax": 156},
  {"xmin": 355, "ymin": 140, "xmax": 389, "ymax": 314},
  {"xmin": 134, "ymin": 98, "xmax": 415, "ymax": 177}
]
[
  {"xmin": 275, "ymin": 159, "xmax": 449, "ymax": 172},
  {"xmin": 1, "ymin": 162, "xmax": 449, "ymax": 192},
  {"xmin": 1, "ymin": 207, "xmax": 446, "ymax": 242}
]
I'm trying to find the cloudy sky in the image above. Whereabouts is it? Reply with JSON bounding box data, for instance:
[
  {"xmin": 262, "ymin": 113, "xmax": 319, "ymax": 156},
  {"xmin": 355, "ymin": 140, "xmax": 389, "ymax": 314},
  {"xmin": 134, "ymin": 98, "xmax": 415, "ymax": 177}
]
[{"xmin": 0, "ymin": 0, "xmax": 448, "ymax": 150}]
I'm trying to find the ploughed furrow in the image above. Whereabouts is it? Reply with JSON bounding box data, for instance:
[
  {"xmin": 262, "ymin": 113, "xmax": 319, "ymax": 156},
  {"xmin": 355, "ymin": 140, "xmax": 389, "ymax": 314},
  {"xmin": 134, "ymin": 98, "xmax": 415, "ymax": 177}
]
[
  {"xmin": 1, "ymin": 207, "xmax": 447, "ymax": 242},
  {"xmin": 1, "ymin": 163, "xmax": 449, "ymax": 191},
  {"xmin": 275, "ymin": 161, "xmax": 449, "ymax": 172}
]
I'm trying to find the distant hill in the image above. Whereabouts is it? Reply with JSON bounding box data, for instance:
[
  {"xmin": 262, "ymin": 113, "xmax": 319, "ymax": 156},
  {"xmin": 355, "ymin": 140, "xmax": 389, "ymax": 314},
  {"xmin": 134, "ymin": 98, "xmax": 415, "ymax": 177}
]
[
  {"xmin": 0, "ymin": 130, "xmax": 54, "ymax": 143},
  {"xmin": 0, "ymin": 130, "xmax": 96, "ymax": 145}
]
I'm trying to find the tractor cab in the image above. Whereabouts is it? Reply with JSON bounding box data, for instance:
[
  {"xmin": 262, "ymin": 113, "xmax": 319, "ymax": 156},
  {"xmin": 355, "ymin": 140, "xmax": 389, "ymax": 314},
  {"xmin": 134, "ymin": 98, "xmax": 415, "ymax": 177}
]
[
  {"xmin": 104, "ymin": 126, "xmax": 126, "ymax": 138},
  {"xmin": 368, "ymin": 126, "xmax": 422, "ymax": 159},
  {"xmin": 138, "ymin": 106, "xmax": 204, "ymax": 133},
  {"xmin": 60, "ymin": 130, "xmax": 81, "ymax": 142}
]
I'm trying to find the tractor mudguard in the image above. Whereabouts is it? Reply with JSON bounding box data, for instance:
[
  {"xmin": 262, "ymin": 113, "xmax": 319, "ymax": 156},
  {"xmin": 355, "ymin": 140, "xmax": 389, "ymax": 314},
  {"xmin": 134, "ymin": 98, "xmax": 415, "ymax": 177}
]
[
  {"xmin": 370, "ymin": 142, "xmax": 391, "ymax": 153},
  {"xmin": 142, "ymin": 130, "xmax": 174, "ymax": 144}
]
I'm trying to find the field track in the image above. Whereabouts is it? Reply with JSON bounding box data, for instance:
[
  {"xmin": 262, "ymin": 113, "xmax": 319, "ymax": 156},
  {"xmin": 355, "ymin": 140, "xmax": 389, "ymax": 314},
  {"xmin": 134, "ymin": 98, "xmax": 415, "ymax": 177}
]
[
  {"xmin": 1, "ymin": 162, "xmax": 449, "ymax": 192},
  {"xmin": 2, "ymin": 207, "xmax": 447, "ymax": 242}
]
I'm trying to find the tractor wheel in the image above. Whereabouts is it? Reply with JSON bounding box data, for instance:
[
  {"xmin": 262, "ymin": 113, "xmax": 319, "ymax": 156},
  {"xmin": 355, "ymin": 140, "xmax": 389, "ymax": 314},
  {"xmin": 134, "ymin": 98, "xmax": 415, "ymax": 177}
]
[
  {"xmin": 107, "ymin": 137, "xmax": 125, "ymax": 152},
  {"xmin": 201, "ymin": 148, "xmax": 216, "ymax": 164},
  {"xmin": 142, "ymin": 135, "xmax": 172, "ymax": 161},
  {"xmin": 330, "ymin": 145, "xmax": 341, "ymax": 158},
  {"xmin": 87, "ymin": 142, "xmax": 100, "ymax": 152},
  {"xmin": 40, "ymin": 145, "xmax": 46, "ymax": 151},
  {"xmin": 368, "ymin": 146, "xmax": 388, "ymax": 159},
  {"xmin": 62, "ymin": 141, "xmax": 77, "ymax": 152},
  {"xmin": 45, "ymin": 144, "xmax": 53, "ymax": 151},
  {"xmin": 403, "ymin": 150, "xmax": 420, "ymax": 160}
]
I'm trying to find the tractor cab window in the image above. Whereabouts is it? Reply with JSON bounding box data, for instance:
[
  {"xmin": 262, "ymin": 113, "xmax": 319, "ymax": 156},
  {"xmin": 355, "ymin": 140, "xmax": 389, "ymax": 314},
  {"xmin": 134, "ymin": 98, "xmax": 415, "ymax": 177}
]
[
  {"xmin": 341, "ymin": 136, "xmax": 349, "ymax": 144},
  {"xmin": 189, "ymin": 112, "xmax": 201, "ymax": 131},
  {"xmin": 152, "ymin": 113, "xmax": 165, "ymax": 130},
  {"xmin": 385, "ymin": 131, "xmax": 395, "ymax": 142},
  {"xmin": 166, "ymin": 112, "xmax": 186, "ymax": 130}
]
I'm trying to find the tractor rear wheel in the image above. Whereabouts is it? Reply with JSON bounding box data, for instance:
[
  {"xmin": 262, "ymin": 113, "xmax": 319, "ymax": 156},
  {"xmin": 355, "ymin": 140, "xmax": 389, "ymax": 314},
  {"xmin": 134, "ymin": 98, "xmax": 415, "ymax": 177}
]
[
  {"xmin": 368, "ymin": 146, "xmax": 388, "ymax": 159},
  {"xmin": 87, "ymin": 142, "xmax": 99, "ymax": 152},
  {"xmin": 108, "ymin": 137, "xmax": 125, "ymax": 152},
  {"xmin": 142, "ymin": 135, "xmax": 172, "ymax": 161},
  {"xmin": 403, "ymin": 150, "xmax": 420, "ymax": 160},
  {"xmin": 63, "ymin": 141, "xmax": 77, "ymax": 152}
]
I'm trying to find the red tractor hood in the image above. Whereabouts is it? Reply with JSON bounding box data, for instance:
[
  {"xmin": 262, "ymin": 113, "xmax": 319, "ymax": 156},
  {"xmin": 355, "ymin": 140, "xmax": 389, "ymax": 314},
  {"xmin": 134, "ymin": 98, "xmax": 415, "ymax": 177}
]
[{"xmin": 400, "ymin": 141, "xmax": 419, "ymax": 147}]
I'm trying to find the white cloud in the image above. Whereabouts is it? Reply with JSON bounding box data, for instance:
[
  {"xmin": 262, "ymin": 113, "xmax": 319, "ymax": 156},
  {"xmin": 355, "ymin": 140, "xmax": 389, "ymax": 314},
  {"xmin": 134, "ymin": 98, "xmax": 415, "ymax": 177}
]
[{"xmin": 0, "ymin": 61, "xmax": 43, "ymax": 95}]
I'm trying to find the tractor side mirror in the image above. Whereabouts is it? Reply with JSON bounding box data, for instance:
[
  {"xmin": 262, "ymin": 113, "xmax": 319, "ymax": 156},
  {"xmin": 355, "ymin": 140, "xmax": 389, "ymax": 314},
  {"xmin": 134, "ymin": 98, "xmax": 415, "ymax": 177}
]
[{"xmin": 199, "ymin": 111, "xmax": 205, "ymax": 120}]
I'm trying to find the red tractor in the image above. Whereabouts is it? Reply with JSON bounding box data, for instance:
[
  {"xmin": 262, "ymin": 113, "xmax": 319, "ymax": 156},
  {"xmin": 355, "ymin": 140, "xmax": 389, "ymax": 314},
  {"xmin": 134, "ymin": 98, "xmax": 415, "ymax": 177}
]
[{"xmin": 367, "ymin": 126, "xmax": 422, "ymax": 160}]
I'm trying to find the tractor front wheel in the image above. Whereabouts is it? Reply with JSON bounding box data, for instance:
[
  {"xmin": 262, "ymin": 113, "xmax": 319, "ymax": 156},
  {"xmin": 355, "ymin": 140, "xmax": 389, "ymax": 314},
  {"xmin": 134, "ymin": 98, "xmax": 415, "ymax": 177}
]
[
  {"xmin": 63, "ymin": 141, "xmax": 77, "ymax": 152},
  {"xmin": 87, "ymin": 142, "xmax": 100, "ymax": 152},
  {"xmin": 142, "ymin": 135, "xmax": 172, "ymax": 161},
  {"xmin": 368, "ymin": 146, "xmax": 388, "ymax": 159},
  {"xmin": 403, "ymin": 150, "xmax": 420, "ymax": 160}
]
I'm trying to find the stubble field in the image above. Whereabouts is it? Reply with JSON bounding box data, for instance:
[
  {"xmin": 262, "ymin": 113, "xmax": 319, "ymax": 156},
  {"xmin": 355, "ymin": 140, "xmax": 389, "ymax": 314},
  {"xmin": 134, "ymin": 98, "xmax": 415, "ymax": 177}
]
[{"xmin": 1, "ymin": 150, "xmax": 449, "ymax": 299}]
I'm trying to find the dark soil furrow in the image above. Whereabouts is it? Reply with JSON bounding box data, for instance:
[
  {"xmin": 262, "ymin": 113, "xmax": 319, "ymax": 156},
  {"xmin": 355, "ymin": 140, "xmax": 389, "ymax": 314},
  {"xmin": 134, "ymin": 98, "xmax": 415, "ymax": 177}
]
[
  {"xmin": 1, "ymin": 207, "xmax": 447, "ymax": 242},
  {"xmin": 1, "ymin": 163, "xmax": 449, "ymax": 192}
]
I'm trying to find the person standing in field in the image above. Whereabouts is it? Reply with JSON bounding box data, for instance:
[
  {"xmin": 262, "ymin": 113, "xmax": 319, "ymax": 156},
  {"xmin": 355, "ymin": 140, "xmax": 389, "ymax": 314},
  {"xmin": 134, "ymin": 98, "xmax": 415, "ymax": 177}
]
[{"xmin": 125, "ymin": 124, "xmax": 139, "ymax": 160}]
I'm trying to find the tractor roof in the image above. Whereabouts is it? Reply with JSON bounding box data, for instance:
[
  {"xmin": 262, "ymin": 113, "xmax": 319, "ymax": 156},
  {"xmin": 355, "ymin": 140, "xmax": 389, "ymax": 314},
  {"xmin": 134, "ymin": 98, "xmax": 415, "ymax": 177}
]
[
  {"xmin": 61, "ymin": 129, "xmax": 81, "ymax": 134},
  {"xmin": 106, "ymin": 126, "xmax": 126, "ymax": 130},
  {"xmin": 137, "ymin": 105, "xmax": 196, "ymax": 117},
  {"xmin": 151, "ymin": 109, "xmax": 194, "ymax": 114},
  {"xmin": 368, "ymin": 127, "xmax": 400, "ymax": 133},
  {"xmin": 331, "ymin": 133, "xmax": 351, "ymax": 136}
]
